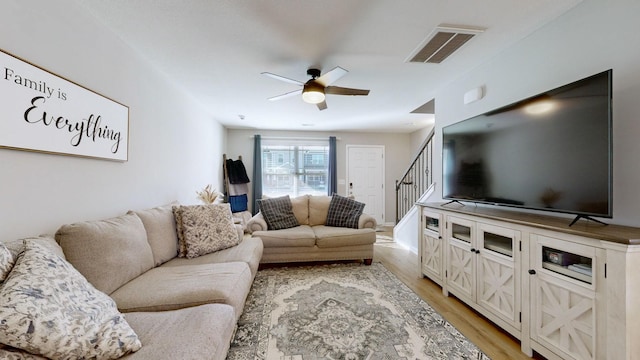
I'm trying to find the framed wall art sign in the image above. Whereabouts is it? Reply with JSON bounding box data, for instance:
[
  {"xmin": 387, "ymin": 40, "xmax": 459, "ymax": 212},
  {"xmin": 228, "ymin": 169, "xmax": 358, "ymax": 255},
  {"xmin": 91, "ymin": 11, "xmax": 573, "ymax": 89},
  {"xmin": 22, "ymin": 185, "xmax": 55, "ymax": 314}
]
[{"xmin": 0, "ymin": 49, "xmax": 129, "ymax": 161}]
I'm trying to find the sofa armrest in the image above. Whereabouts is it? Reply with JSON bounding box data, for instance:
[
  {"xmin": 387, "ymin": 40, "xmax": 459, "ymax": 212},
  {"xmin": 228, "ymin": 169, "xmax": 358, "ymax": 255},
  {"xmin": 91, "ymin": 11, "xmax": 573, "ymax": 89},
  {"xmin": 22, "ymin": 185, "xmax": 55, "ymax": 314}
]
[
  {"xmin": 246, "ymin": 212, "xmax": 268, "ymax": 233},
  {"xmin": 358, "ymin": 213, "xmax": 377, "ymax": 229},
  {"xmin": 235, "ymin": 224, "xmax": 244, "ymax": 241}
]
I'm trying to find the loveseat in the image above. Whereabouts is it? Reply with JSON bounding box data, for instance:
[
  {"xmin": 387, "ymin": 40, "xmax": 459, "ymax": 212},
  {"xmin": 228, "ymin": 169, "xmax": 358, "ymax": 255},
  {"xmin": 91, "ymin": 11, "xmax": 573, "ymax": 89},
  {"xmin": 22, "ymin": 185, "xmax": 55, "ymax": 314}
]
[
  {"xmin": 0, "ymin": 202, "xmax": 263, "ymax": 360},
  {"xmin": 247, "ymin": 194, "xmax": 376, "ymax": 264}
]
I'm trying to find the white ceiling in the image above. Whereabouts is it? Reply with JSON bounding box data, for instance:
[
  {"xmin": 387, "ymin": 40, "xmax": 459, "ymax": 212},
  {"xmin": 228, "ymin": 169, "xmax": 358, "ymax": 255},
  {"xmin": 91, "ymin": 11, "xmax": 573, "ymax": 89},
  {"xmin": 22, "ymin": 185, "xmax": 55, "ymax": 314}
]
[{"xmin": 76, "ymin": 0, "xmax": 582, "ymax": 133}]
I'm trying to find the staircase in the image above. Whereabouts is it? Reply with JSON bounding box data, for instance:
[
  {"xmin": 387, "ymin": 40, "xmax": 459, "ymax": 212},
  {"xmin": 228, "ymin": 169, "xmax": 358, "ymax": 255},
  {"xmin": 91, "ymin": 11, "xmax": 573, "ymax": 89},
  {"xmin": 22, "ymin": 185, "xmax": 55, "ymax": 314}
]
[
  {"xmin": 392, "ymin": 129, "xmax": 435, "ymax": 253},
  {"xmin": 395, "ymin": 128, "xmax": 435, "ymax": 222}
]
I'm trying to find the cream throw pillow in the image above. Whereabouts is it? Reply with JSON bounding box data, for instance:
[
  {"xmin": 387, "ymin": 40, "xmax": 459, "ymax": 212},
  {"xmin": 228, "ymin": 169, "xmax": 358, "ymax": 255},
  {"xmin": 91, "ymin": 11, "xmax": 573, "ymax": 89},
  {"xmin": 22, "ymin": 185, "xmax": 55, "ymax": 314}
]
[
  {"xmin": 173, "ymin": 204, "xmax": 240, "ymax": 258},
  {"xmin": 0, "ymin": 241, "xmax": 142, "ymax": 359},
  {"xmin": 0, "ymin": 243, "xmax": 14, "ymax": 282}
]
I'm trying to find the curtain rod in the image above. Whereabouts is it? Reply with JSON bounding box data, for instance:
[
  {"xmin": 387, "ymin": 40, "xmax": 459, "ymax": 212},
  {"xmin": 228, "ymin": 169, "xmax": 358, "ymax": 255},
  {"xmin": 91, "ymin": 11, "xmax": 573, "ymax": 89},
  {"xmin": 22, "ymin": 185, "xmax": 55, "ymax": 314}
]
[{"xmin": 249, "ymin": 136, "xmax": 341, "ymax": 141}]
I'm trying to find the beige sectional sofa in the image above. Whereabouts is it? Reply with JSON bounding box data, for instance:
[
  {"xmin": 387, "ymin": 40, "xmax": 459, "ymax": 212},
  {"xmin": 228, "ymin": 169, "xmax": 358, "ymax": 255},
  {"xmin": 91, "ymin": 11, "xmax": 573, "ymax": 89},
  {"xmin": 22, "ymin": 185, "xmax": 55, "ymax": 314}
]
[
  {"xmin": 247, "ymin": 194, "xmax": 377, "ymax": 264},
  {"xmin": 0, "ymin": 203, "xmax": 263, "ymax": 360}
]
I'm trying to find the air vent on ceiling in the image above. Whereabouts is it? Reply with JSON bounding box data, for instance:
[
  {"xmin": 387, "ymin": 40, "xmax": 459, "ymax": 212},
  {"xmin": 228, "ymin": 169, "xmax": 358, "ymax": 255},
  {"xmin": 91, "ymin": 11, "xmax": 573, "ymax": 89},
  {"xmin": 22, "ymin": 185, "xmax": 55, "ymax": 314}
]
[{"xmin": 407, "ymin": 24, "xmax": 485, "ymax": 64}]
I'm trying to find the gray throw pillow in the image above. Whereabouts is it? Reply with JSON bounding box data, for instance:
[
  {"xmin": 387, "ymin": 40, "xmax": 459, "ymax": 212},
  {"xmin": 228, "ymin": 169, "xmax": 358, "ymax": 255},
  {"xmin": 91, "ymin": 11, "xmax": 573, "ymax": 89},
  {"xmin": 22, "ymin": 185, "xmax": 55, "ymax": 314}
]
[
  {"xmin": 326, "ymin": 194, "xmax": 366, "ymax": 229},
  {"xmin": 258, "ymin": 195, "xmax": 299, "ymax": 230}
]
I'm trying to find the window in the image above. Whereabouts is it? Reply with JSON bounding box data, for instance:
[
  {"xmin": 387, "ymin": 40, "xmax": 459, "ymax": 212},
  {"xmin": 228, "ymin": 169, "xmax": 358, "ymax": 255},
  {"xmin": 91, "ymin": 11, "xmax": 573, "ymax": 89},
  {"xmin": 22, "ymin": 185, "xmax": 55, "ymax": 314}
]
[{"xmin": 261, "ymin": 140, "xmax": 329, "ymax": 197}]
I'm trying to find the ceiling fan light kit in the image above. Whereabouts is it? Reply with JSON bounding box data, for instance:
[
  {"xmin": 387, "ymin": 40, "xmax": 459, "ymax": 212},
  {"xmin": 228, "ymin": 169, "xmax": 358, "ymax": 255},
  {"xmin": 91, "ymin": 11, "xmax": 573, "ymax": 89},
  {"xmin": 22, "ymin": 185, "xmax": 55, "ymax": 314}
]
[
  {"xmin": 302, "ymin": 82, "xmax": 325, "ymax": 104},
  {"xmin": 263, "ymin": 66, "xmax": 369, "ymax": 110}
]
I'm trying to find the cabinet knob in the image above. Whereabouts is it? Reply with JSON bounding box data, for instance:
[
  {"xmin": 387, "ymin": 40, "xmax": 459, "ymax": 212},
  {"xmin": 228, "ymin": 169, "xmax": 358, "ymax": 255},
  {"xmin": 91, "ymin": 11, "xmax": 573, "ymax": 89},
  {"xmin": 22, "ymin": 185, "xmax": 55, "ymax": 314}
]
[
  {"xmin": 528, "ymin": 269, "xmax": 536, "ymax": 275},
  {"xmin": 475, "ymin": 249, "xmax": 480, "ymax": 254},
  {"xmin": 470, "ymin": 248, "xmax": 476, "ymax": 253}
]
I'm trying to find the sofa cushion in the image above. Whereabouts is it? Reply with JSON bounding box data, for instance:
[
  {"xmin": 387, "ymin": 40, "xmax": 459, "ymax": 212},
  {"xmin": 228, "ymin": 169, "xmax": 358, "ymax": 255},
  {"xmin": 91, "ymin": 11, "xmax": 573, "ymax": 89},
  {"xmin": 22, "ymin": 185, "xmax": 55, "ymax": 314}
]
[
  {"xmin": 258, "ymin": 195, "xmax": 299, "ymax": 230},
  {"xmin": 313, "ymin": 226, "xmax": 377, "ymax": 248},
  {"xmin": 173, "ymin": 204, "xmax": 240, "ymax": 259},
  {"xmin": 129, "ymin": 202, "xmax": 179, "ymax": 266},
  {"xmin": 0, "ymin": 243, "xmax": 13, "ymax": 282},
  {"xmin": 163, "ymin": 237, "xmax": 264, "ymax": 278},
  {"xmin": 122, "ymin": 304, "xmax": 235, "ymax": 360},
  {"xmin": 110, "ymin": 261, "xmax": 252, "ymax": 320},
  {"xmin": 291, "ymin": 194, "xmax": 310, "ymax": 225},
  {"xmin": 55, "ymin": 213, "xmax": 154, "ymax": 295},
  {"xmin": 308, "ymin": 195, "xmax": 332, "ymax": 226},
  {"xmin": 0, "ymin": 241, "xmax": 141, "ymax": 359},
  {"xmin": 252, "ymin": 225, "xmax": 316, "ymax": 247},
  {"xmin": 326, "ymin": 194, "xmax": 366, "ymax": 229}
]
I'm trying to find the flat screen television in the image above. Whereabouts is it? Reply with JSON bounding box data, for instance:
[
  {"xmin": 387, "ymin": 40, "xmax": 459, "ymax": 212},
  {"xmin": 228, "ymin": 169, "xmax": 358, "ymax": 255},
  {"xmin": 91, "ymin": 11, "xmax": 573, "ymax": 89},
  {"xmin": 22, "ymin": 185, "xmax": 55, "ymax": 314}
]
[{"xmin": 442, "ymin": 70, "xmax": 612, "ymax": 225}]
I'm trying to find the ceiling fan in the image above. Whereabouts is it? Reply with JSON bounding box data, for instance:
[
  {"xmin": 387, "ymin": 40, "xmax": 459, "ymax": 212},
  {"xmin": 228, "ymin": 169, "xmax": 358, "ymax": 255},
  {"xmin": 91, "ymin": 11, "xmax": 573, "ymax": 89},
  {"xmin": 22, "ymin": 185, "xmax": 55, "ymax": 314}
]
[{"xmin": 262, "ymin": 66, "xmax": 370, "ymax": 110}]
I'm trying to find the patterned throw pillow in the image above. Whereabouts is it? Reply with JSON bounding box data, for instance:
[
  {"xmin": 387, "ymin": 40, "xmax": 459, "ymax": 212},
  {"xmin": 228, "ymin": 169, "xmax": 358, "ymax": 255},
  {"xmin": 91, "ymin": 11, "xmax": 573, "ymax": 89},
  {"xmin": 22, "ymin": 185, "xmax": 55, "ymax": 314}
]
[
  {"xmin": 326, "ymin": 194, "xmax": 366, "ymax": 229},
  {"xmin": 258, "ymin": 195, "xmax": 300, "ymax": 230},
  {"xmin": 173, "ymin": 204, "xmax": 240, "ymax": 259},
  {"xmin": 0, "ymin": 241, "xmax": 142, "ymax": 359},
  {"xmin": 0, "ymin": 243, "xmax": 15, "ymax": 283},
  {"xmin": 0, "ymin": 343, "xmax": 48, "ymax": 359}
]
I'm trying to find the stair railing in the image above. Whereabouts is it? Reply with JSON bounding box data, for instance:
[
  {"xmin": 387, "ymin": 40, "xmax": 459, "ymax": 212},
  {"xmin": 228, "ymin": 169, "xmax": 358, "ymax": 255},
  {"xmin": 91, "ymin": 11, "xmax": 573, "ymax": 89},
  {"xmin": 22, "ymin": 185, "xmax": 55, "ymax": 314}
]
[{"xmin": 395, "ymin": 129, "xmax": 435, "ymax": 223}]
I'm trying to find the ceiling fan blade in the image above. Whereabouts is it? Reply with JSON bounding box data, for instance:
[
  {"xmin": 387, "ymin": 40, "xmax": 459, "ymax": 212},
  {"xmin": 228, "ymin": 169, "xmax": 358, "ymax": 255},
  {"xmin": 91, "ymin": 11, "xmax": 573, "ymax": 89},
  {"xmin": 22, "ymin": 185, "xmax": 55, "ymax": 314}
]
[
  {"xmin": 267, "ymin": 89, "xmax": 302, "ymax": 101},
  {"xmin": 316, "ymin": 100, "xmax": 328, "ymax": 111},
  {"xmin": 316, "ymin": 66, "xmax": 348, "ymax": 86},
  {"xmin": 261, "ymin": 72, "xmax": 304, "ymax": 85},
  {"xmin": 325, "ymin": 86, "xmax": 370, "ymax": 96}
]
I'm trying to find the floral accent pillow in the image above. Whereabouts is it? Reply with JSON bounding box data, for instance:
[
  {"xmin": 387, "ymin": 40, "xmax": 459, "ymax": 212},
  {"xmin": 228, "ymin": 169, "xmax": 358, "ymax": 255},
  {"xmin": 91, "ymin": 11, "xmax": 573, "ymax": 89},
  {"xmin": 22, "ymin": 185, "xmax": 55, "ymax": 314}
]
[
  {"xmin": 257, "ymin": 195, "xmax": 300, "ymax": 230},
  {"xmin": 0, "ymin": 241, "xmax": 142, "ymax": 360},
  {"xmin": 173, "ymin": 204, "xmax": 240, "ymax": 258},
  {"xmin": 0, "ymin": 344, "xmax": 48, "ymax": 359},
  {"xmin": 326, "ymin": 194, "xmax": 366, "ymax": 229},
  {"xmin": 0, "ymin": 243, "xmax": 15, "ymax": 283}
]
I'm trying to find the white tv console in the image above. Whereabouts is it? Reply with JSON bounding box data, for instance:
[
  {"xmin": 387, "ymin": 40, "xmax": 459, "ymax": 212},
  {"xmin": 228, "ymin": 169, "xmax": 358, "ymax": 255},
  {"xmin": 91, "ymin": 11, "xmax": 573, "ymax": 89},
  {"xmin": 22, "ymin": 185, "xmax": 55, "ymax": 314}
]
[{"xmin": 416, "ymin": 202, "xmax": 640, "ymax": 360}]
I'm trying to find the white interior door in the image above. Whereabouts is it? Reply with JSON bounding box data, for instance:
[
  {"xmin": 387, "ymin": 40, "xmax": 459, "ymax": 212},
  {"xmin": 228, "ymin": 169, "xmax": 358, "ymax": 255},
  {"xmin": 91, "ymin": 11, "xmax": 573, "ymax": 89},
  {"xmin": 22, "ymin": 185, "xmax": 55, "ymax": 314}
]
[{"xmin": 346, "ymin": 145, "xmax": 384, "ymax": 225}]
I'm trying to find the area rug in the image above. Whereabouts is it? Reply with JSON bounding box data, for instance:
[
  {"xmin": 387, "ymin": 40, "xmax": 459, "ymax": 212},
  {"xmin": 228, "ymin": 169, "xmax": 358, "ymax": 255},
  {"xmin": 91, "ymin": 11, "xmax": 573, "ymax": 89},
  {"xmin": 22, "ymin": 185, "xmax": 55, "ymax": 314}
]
[{"xmin": 227, "ymin": 263, "xmax": 490, "ymax": 359}]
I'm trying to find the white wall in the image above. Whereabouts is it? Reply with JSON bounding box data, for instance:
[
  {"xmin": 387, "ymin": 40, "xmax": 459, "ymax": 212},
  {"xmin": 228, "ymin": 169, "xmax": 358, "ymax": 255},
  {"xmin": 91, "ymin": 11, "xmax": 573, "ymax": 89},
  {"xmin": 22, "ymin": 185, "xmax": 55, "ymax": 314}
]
[
  {"xmin": 431, "ymin": 0, "xmax": 640, "ymax": 227},
  {"xmin": 0, "ymin": 1, "xmax": 224, "ymax": 240},
  {"xmin": 409, "ymin": 124, "xmax": 434, "ymax": 158},
  {"xmin": 225, "ymin": 129, "xmax": 412, "ymax": 225}
]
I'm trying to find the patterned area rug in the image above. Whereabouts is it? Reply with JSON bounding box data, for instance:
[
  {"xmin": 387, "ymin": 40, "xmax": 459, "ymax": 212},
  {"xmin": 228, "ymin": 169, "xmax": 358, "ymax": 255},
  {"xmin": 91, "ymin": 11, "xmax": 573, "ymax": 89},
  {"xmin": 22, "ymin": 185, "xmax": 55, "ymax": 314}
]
[{"xmin": 227, "ymin": 263, "xmax": 490, "ymax": 359}]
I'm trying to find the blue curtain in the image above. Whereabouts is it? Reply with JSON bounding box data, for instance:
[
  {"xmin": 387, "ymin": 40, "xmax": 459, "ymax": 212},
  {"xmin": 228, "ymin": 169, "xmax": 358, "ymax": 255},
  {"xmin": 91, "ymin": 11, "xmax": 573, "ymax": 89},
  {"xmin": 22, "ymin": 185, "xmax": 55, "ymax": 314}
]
[
  {"xmin": 252, "ymin": 134, "xmax": 262, "ymax": 215},
  {"xmin": 328, "ymin": 136, "xmax": 337, "ymax": 195}
]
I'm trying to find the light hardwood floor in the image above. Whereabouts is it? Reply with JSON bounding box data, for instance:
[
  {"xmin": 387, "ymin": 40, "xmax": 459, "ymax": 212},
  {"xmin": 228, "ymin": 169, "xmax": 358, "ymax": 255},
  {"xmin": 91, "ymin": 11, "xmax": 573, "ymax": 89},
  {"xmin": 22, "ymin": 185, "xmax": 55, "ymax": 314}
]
[{"xmin": 373, "ymin": 236, "xmax": 542, "ymax": 360}]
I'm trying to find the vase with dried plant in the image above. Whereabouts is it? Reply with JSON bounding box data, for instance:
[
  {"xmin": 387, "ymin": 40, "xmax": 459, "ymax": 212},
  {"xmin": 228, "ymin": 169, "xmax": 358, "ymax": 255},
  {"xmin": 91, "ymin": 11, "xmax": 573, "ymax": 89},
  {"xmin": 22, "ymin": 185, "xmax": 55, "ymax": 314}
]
[{"xmin": 196, "ymin": 185, "xmax": 222, "ymax": 205}]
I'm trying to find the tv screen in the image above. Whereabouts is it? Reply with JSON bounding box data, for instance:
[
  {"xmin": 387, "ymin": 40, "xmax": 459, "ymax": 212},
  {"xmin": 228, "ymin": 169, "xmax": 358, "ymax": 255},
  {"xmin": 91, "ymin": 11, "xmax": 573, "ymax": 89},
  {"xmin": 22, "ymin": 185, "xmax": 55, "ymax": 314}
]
[{"xmin": 442, "ymin": 70, "xmax": 612, "ymax": 220}]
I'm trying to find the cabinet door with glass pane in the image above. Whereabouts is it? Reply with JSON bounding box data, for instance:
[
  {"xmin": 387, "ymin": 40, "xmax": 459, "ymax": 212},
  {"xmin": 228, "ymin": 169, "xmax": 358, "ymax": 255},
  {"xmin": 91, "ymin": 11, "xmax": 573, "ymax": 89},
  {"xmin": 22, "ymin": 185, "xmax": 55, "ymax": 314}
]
[
  {"xmin": 446, "ymin": 216, "xmax": 476, "ymax": 303},
  {"xmin": 421, "ymin": 209, "xmax": 444, "ymax": 285},
  {"xmin": 476, "ymin": 223, "xmax": 521, "ymax": 330},
  {"xmin": 530, "ymin": 234, "xmax": 597, "ymax": 360}
]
